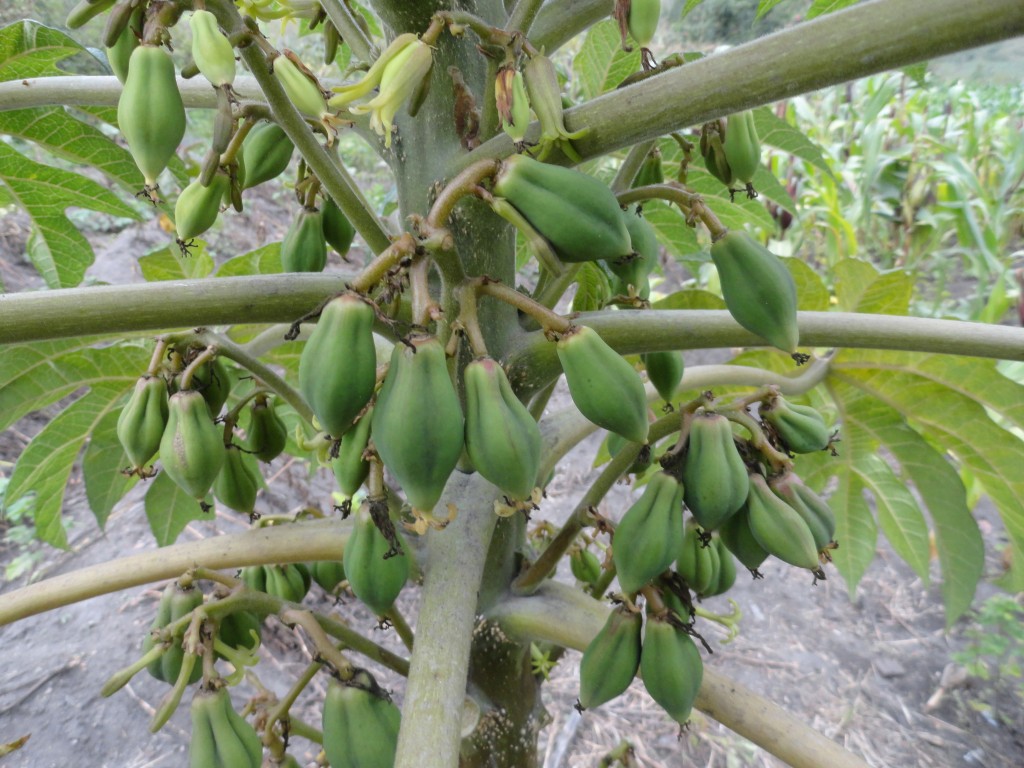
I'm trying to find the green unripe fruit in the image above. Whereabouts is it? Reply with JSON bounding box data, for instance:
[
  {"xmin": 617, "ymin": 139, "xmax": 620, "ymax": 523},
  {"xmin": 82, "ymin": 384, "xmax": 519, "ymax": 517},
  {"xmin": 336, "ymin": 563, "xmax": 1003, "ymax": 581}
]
[
  {"xmin": 722, "ymin": 110, "xmax": 760, "ymax": 185},
  {"xmin": 639, "ymin": 616, "xmax": 703, "ymax": 725},
  {"xmin": 746, "ymin": 473, "xmax": 820, "ymax": 571},
  {"xmin": 612, "ymin": 472, "xmax": 684, "ymax": 594},
  {"xmin": 718, "ymin": 502, "xmax": 769, "ymax": 572},
  {"xmin": 189, "ymin": 10, "xmax": 236, "ymax": 88},
  {"xmin": 632, "ymin": 147, "xmax": 664, "ymax": 188},
  {"xmin": 159, "ymin": 390, "xmax": 225, "ymax": 501},
  {"xmin": 344, "ymin": 503, "xmax": 410, "ymax": 616},
  {"xmin": 281, "ymin": 206, "xmax": 327, "ymax": 273},
  {"xmin": 570, "ymin": 548, "xmax": 602, "ymax": 585},
  {"xmin": 706, "ymin": 536, "xmax": 737, "ymax": 596},
  {"xmin": 681, "ymin": 412, "xmax": 749, "ymax": 530},
  {"xmin": 213, "ymin": 445, "xmax": 261, "ymax": 515},
  {"xmin": 246, "ymin": 396, "xmax": 288, "ymax": 462},
  {"xmin": 241, "ymin": 564, "xmax": 310, "ymax": 603},
  {"xmin": 464, "ymin": 357, "xmax": 543, "ymax": 501},
  {"xmin": 322, "ymin": 670, "xmax": 401, "ymax": 768},
  {"xmin": 700, "ymin": 119, "xmax": 733, "ymax": 188},
  {"xmin": 272, "ymin": 53, "xmax": 329, "ymax": 119},
  {"xmin": 240, "ymin": 123, "xmax": 294, "ymax": 190},
  {"xmin": 710, "ymin": 230, "xmax": 799, "ymax": 353},
  {"xmin": 606, "ymin": 207, "xmax": 658, "ymax": 292},
  {"xmin": 676, "ymin": 523, "xmax": 718, "ymax": 596},
  {"xmin": 189, "ymin": 686, "xmax": 262, "ymax": 768},
  {"xmin": 322, "ymin": 195, "xmax": 356, "ymax": 256},
  {"xmin": 493, "ymin": 154, "xmax": 632, "ymax": 263},
  {"xmin": 174, "ymin": 174, "xmax": 229, "ymax": 242},
  {"xmin": 66, "ymin": 0, "xmax": 116, "ymax": 29},
  {"xmin": 643, "ymin": 350, "xmax": 684, "ymax": 403},
  {"xmin": 105, "ymin": 5, "xmax": 141, "ymax": 84},
  {"xmin": 310, "ymin": 559, "xmax": 346, "ymax": 593},
  {"xmin": 118, "ymin": 45, "xmax": 186, "ymax": 188},
  {"xmin": 143, "ymin": 582, "xmax": 204, "ymax": 684},
  {"xmin": 762, "ymin": 397, "xmax": 831, "ymax": 454},
  {"xmin": 578, "ymin": 605, "xmax": 642, "ymax": 710},
  {"xmin": 627, "ymin": 0, "xmax": 661, "ymax": 48},
  {"xmin": 216, "ymin": 610, "xmax": 261, "ymax": 654},
  {"xmin": 496, "ymin": 67, "xmax": 531, "ymax": 145},
  {"xmin": 769, "ymin": 472, "xmax": 836, "ymax": 552},
  {"xmin": 332, "ymin": 406, "xmax": 373, "ymax": 497},
  {"xmin": 191, "ymin": 357, "xmax": 231, "ymax": 418},
  {"xmin": 298, "ymin": 293, "xmax": 377, "ymax": 439},
  {"xmin": 556, "ymin": 325, "xmax": 649, "ymax": 444},
  {"xmin": 606, "ymin": 431, "xmax": 653, "ymax": 475},
  {"xmin": 117, "ymin": 374, "xmax": 169, "ymax": 473},
  {"xmin": 372, "ymin": 336, "xmax": 464, "ymax": 513}
]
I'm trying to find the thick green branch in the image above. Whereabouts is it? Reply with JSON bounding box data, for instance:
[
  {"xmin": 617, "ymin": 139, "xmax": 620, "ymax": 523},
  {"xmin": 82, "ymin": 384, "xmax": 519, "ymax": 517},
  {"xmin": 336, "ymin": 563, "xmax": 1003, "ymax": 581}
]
[
  {"xmin": 462, "ymin": 0, "xmax": 1024, "ymax": 168},
  {"xmin": 488, "ymin": 582, "xmax": 871, "ymax": 768},
  {"xmin": 0, "ymin": 520, "xmax": 349, "ymax": 626}
]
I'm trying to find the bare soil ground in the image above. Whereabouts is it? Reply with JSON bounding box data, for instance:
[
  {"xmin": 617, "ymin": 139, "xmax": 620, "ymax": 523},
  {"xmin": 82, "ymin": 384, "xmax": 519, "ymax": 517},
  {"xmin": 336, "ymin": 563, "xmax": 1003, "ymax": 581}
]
[{"xmin": 2, "ymin": 187, "xmax": 1023, "ymax": 768}]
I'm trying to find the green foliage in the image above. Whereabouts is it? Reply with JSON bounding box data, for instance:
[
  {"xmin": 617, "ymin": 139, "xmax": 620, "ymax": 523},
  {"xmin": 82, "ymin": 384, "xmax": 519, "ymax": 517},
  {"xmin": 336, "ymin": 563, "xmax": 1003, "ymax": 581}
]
[{"xmin": 952, "ymin": 594, "xmax": 1024, "ymax": 718}]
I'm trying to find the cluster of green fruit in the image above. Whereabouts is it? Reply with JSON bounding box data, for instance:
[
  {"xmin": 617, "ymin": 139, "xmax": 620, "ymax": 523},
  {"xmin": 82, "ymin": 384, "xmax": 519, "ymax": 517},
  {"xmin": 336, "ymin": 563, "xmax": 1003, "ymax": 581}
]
[{"xmin": 116, "ymin": 346, "xmax": 293, "ymax": 516}]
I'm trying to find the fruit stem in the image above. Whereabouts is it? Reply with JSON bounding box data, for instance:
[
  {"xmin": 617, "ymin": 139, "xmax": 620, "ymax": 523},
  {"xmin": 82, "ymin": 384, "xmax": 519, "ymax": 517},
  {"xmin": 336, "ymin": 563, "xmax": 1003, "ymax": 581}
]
[
  {"xmin": 723, "ymin": 407, "xmax": 793, "ymax": 472},
  {"xmin": 179, "ymin": 344, "xmax": 217, "ymax": 391},
  {"xmin": 146, "ymin": 337, "xmax": 169, "ymax": 376},
  {"xmin": 352, "ymin": 231, "xmax": 418, "ymax": 293},
  {"xmin": 506, "ymin": 0, "xmax": 547, "ymax": 35},
  {"xmin": 616, "ymin": 183, "xmax": 728, "ymax": 240},
  {"xmin": 473, "ymin": 276, "xmax": 571, "ymax": 335},
  {"xmin": 426, "ymin": 159, "xmax": 502, "ymax": 228},
  {"xmin": 264, "ymin": 657, "xmax": 325, "ymax": 753},
  {"xmin": 456, "ymin": 282, "xmax": 490, "ymax": 357},
  {"xmin": 281, "ymin": 607, "xmax": 355, "ymax": 680},
  {"xmin": 384, "ymin": 607, "xmax": 416, "ymax": 651},
  {"xmin": 318, "ymin": 0, "xmax": 376, "ymax": 64},
  {"xmin": 485, "ymin": 192, "xmax": 566, "ymax": 278},
  {"xmin": 611, "ymin": 139, "xmax": 657, "ymax": 193}
]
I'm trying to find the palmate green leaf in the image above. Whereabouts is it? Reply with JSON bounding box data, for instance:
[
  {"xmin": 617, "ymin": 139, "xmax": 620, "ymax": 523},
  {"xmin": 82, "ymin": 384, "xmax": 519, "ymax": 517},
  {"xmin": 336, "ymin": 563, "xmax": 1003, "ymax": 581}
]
[
  {"xmin": 756, "ymin": 0, "xmax": 787, "ymax": 21},
  {"xmin": 652, "ymin": 288, "xmax": 725, "ymax": 310},
  {"xmin": 787, "ymin": 258, "xmax": 830, "ymax": 311},
  {"xmin": 752, "ymin": 106, "xmax": 834, "ymax": 179},
  {"xmin": 82, "ymin": 407, "xmax": 138, "ymax": 528},
  {"xmin": 0, "ymin": 142, "xmax": 138, "ymax": 288},
  {"xmin": 144, "ymin": 470, "xmax": 208, "ymax": 547},
  {"xmin": 216, "ymin": 243, "xmax": 283, "ymax": 276},
  {"xmin": 807, "ymin": 0, "xmax": 862, "ymax": 20},
  {"xmin": 574, "ymin": 20, "xmax": 641, "ymax": 101},
  {"xmin": 571, "ymin": 261, "xmax": 611, "ymax": 312},
  {"xmin": 140, "ymin": 242, "xmax": 215, "ymax": 281},
  {"xmin": 680, "ymin": 0, "xmax": 706, "ymax": 18},
  {"xmin": 639, "ymin": 200, "xmax": 700, "ymax": 258},
  {"xmin": 0, "ymin": 20, "xmax": 92, "ymax": 80},
  {"xmin": 3, "ymin": 343, "xmax": 147, "ymax": 547}
]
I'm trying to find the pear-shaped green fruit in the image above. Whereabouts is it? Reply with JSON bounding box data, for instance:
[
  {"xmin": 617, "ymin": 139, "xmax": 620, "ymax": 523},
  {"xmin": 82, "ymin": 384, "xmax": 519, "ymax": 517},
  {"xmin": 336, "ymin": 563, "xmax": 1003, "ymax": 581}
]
[
  {"xmin": 322, "ymin": 670, "xmax": 401, "ymax": 768},
  {"xmin": 769, "ymin": 472, "xmax": 835, "ymax": 552},
  {"xmin": 578, "ymin": 605, "xmax": 642, "ymax": 710},
  {"xmin": 746, "ymin": 473, "xmax": 820, "ymax": 570},
  {"xmin": 117, "ymin": 374, "xmax": 170, "ymax": 474},
  {"xmin": 718, "ymin": 501, "xmax": 769, "ymax": 572},
  {"xmin": 643, "ymin": 350, "xmax": 684, "ymax": 403},
  {"xmin": 372, "ymin": 336, "xmax": 464, "ymax": 513},
  {"xmin": 722, "ymin": 110, "xmax": 760, "ymax": 185},
  {"xmin": 246, "ymin": 396, "xmax": 288, "ymax": 462},
  {"xmin": 298, "ymin": 293, "xmax": 377, "ymax": 439},
  {"xmin": 240, "ymin": 122, "xmax": 294, "ymax": 190},
  {"xmin": 143, "ymin": 582, "xmax": 204, "ymax": 684},
  {"xmin": 556, "ymin": 325, "xmax": 649, "ymax": 444},
  {"xmin": 332, "ymin": 406, "xmax": 373, "ymax": 497},
  {"xmin": 322, "ymin": 195, "xmax": 356, "ymax": 256},
  {"xmin": 681, "ymin": 412, "xmax": 749, "ymax": 530},
  {"xmin": 640, "ymin": 616, "xmax": 703, "ymax": 725},
  {"xmin": 281, "ymin": 206, "xmax": 327, "ymax": 273},
  {"xmin": 612, "ymin": 472, "xmax": 684, "ymax": 594},
  {"xmin": 762, "ymin": 396, "xmax": 830, "ymax": 454},
  {"xmin": 464, "ymin": 357, "xmax": 542, "ymax": 501},
  {"xmin": 344, "ymin": 503, "xmax": 410, "ymax": 616},
  {"xmin": 213, "ymin": 445, "xmax": 261, "ymax": 515},
  {"xmin": 159, "ymin": 390, "xmax": 225, "ymax": 501}
]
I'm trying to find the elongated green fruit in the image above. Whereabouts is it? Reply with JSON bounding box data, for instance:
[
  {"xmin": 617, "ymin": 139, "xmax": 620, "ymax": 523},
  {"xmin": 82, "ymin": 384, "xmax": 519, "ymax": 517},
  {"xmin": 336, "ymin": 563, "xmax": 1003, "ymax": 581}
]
[
  {"xmin": 570, "ymin": 548, "xmax": 602, "ymax": 585},
  {"xmin": 175, "ymin": 174, "xmax": 230, "ymax": 242},
  {"xmin": 204, "ymin": 685, "xmax": 262, "ymax": 767},
  {"xmin": 105, "ymin": 5, "xmax": 141, "ymax": 84},
  {"xmin": 643, "ymin": 350, "xmax": 684, "ymax": 403},
  {"xmin": 612, "ymin": 472, "xmax": 684, "ymax": 594},
  {"xmin": 682, "ymin": 412, "xmax": 749, "ymax": 530},
  {"xmin": 332, "ymin": 406, "xmax": 372, "ymax": 497},
  {"xmin": 144, "ymin": 582, "xmax": 204, "ymax": 684},
  {"xmin": 710, "ymin": 230, "xmax": 799, "ymax": 353},
  {"xmin": 762, "ymin": 397, "xmax": 830, "ymax": 454},
  {"xmin": 298, "ymin": 293, "xmax": 377, "ymax": 438},
  {"xmin": 322, "ymin": 670, "xmax": 401, "ymax": 768},
  {"xmin": 493, "ymin": 154, "xmax": 631, "ymax": 263},
  {"xmin": 273, "ymin": 53, "xmax": 328, "ymax": 119},
  {"xmin": 746, "ymin": 473, "xmax": 820, "ymax": 570},
  {"xmin": 606, "ymin": 207, "xmax": 659, "ymax": 292},
  {"xmin": 118, "ymin": 45, "xmax": 186, "ymax": 188},
  {"xmin": 640, "ymin": 616, "xmax": 703, "ymax": 724},
  {"xmin": 699, "ymin": 119, "xmax": 733, "ymax": 188},
  {"xmin": 117, "ymin": 374, "xmax": 169, "ymax": 473},
  {"xmin": 246, "ymin": 396, "xmax": 288, "ymax": 462},
  {"xmin": 240, "ymin": 123, "xmax": 294, "ymax": 190},
  {"xmin": 66, "ymin": 0, "xmax": 116, "ymax": 28},
  {"xmin": 372, "ymin": 336, "xmax": 464, "ymax": 512},
  {"xmin": 769, "ymin": 472, "xmax": 836, "ymax": 551},
  {"xmin": 189, "ymin": 688, "xmax": 219, "ymax": 767},
  {"xmin": 310, "ymin": 559, "xmax": 346, "ymax": 593},
  {"xmin": 344, "ymin": 504, "xmax": 410, "ymax": 616},
  {"xmin": 281, "ymin": 206, "xmax": 327, "ymax": 273},
  {"xmin": 496, "ymin": 67, "xmax": 531, "ymax": 145},
  {"xmin": 242, "ymin": 564, "xmax": 309, "ymax": 603},
  {"xmin": 464, "ymin": 357, "xmax": 543, "ymax": 501},
  {"xmin": 704, "ymin": 536, "xmax": 737, "ymax": 597},
  {"xmin": 213, "ymin": 445, "xmax": 261, "ymax": 515},
  {"xmin": 578, "ymin": 605, "xmax": 642, "ymax": 710},
  {"xmin": 159, "ymin": 390, "xmax": 225, "ymax": 501},
  {"xmin": 522, "ymin": 53, "xmax": 587, "ymax": 162},
  {"xmin": 676, "ymin": 523, "xmax": 717, "ymax": 596},
  {"xmin": 633, "ymin": 146, "xmax": 664, "ymax": 187},
  {"xmin": 191, "ymin": 357, "xmax": 231, "ymax": 418},
  {"xmin": 722, "ymin": 110, "xmax": 760, "ymax": 185},
  {"xmin": 628, "ymin": 0, "xmax": 661, "ymax": 48},
  {"xmin": 718, "ymin": 502, "xmax": 769, "ymax": 572},
  {"xmin": 216, "ymin": 610, "xmax": 261, "ymax": 654},
  {"xmin": 189, "ymin": 10, "xmax": 235, "ymax": 88},
  {"xmin": 556, "ymin": 325, "xmax": 649, "ymax": 444},
  {"xmin": 322, "ymin": 195, "xmax": 355, "ymax": 256}
]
